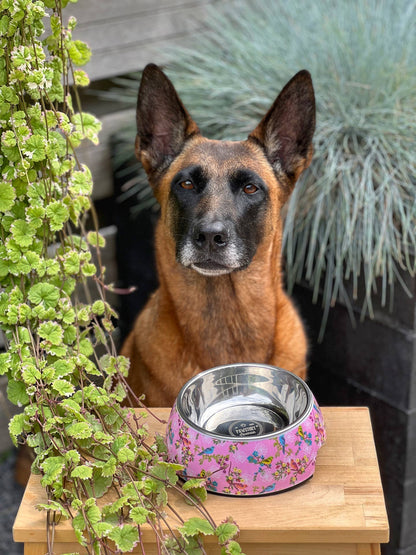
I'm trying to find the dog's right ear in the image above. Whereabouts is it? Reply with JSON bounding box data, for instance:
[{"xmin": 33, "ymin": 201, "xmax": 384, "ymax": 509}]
[{"xmin": 135, "ymin": 64, "xmax": 200, "ymax": 178}]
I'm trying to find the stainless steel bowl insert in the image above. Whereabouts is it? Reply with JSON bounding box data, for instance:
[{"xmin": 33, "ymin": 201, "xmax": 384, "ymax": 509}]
[{"xmin": 176, "ymin": 363, "xmax": 312, "ymax": 440}]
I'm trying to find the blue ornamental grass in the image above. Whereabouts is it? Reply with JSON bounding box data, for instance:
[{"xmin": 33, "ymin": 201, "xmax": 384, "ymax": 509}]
[{"xmin": 110, "ymin": 0, "xmax": 416, "ymax": 335}]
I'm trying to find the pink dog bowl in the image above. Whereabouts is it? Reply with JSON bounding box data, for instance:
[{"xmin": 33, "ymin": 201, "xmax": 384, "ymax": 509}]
[{"xmin": 166, "ymin": 363, "xmax": 326, "ymax": 496}]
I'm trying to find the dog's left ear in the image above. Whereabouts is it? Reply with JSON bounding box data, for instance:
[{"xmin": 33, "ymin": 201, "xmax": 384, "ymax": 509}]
[{"xmin": 248, "ymin": 70, "xmax": 315, "ymax": 193}]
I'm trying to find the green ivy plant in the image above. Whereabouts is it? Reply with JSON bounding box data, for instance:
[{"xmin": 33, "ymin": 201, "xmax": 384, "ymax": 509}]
[{"xmin": 0, "ymin": 1, "xmax": 243, "ymax": 554}]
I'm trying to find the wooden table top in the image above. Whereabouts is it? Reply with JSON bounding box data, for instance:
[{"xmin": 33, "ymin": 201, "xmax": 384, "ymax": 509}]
[{"xmin": 13, "ymin": 407, "xmax": 389, "ymax": 546}]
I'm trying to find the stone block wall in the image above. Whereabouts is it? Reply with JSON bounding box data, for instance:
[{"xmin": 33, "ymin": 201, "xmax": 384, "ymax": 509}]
[{"xmin": 292, "ymin": 273, "xmax": 416, "ymax": 555}]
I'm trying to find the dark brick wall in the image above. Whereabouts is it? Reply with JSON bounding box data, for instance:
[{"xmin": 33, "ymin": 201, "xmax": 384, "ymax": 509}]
[{"xmin": 292, "ymin": 276, "xmax": 416, "ymax": 555}]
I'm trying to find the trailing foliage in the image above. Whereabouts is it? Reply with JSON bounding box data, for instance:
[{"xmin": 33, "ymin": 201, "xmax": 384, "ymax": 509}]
[
  {"xmin": 0, "ymin": 1, "xmax": 243, "ymax": 553},
  {"xmin": 107, "ymin": 0, "xmax": 416, "ymax": 335}
]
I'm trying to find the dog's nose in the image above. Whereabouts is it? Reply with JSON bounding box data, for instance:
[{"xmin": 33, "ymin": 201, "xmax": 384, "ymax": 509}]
[{"xmin": 193, "ymin": 221, "xmax": 229, "ymax": 249}]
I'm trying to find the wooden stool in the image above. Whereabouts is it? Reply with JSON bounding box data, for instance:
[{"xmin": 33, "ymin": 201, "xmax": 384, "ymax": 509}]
[{"xmin": 13, "ymin": 407, "xmax": 389, "ymax": 554}]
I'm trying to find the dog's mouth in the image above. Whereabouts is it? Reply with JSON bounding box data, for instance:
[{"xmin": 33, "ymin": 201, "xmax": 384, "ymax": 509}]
[{"xmin": 191, "ymin": 259, "xmax": 234, "ymax": 277}]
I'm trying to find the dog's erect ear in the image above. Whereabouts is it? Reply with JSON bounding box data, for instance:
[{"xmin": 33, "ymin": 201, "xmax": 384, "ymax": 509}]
[
  {"xmin": 135, "ymin": 64, "xmax": 200, "ymax": 177},
  {"xmin": 248, "ymin": 70, "xmax": 315, "ymax": 192}
]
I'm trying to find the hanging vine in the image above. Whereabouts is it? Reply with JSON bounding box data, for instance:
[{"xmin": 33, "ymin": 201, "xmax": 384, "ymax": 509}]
[{"xmin": 0, "ymin": 1, "xmax": 242, "ymax": 553}]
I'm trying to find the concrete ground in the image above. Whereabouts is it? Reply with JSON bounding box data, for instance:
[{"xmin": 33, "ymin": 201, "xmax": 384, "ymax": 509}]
[{"xmin": 0, "ymin": 449, "xmax": 24, "ymax": 555}]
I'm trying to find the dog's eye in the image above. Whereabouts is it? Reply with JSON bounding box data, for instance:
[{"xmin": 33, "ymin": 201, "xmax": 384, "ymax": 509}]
[
  {"xmin": 243, "ymin": 183, "xmax": 258, "ymax": 195},
  {"xmin": 180, "ymin": 180, "xmax": 194, "ymax": 190}
]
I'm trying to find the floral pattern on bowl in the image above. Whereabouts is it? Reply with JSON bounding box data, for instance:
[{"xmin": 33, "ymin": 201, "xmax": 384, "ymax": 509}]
[{"xmin": 166, "ymin": 399, "xmax": 326, "ymax": 496}]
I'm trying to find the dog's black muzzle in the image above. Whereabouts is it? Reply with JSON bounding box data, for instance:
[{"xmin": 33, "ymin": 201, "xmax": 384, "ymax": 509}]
[{"xmin": 192, "ymin": 220, "xmax": 230, "ymax": 252}]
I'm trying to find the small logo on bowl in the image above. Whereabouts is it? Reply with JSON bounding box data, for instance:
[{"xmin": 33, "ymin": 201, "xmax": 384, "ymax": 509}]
[{"xmin": 229, "ymin": 420, "xmax": 263, "ymax": 437}]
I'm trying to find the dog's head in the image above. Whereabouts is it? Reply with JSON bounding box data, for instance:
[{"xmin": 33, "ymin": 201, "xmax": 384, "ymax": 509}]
[{"xmin": 135, "ymin": 64, "xmax": 315, "ymax": 277}]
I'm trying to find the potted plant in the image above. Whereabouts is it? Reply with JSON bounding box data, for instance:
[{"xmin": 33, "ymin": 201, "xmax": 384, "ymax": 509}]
[{"xmin": 0, "ymin": 1, "xmax": 243, "ymax": 553}]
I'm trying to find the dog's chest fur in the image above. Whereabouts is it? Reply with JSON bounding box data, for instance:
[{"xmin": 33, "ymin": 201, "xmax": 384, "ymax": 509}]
[{"xmin": 170, "ymin": 268, "xmax": 276, "ymax": 368}]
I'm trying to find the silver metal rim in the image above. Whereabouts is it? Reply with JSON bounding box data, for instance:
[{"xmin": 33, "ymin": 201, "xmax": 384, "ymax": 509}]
[{"xmin": 175, "ymin": 363, "xmax": 314, "ymax": 441}]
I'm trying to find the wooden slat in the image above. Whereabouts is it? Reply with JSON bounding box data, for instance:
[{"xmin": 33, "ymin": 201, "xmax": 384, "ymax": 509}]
[
  {"xmin": 23, "ymin": 541, "xmax": 381, "ymax": 555},
  {"xmin": 69, "ymin": 0, "xmax": 212, "ymax": 25},
  {"xmin": 75, "ymin": 6, "xmax": 203, "ymax": 51},
  {"xmin": 77, "ymin": 35, "xmax": 192, "ymax": 81},
  {"xmin": 67, "ymin": 0, "xmax": 214, "ymax": 81}
]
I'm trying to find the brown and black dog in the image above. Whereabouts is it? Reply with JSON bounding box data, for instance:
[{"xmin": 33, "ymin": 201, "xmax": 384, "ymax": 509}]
[{"xmin": 121, "ymin": 64, "xmax": 315, "ymax": 407}]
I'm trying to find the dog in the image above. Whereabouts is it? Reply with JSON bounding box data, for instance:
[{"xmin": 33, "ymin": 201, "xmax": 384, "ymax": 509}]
[{"xmin": 121, "ymin": 63, "xmax": 315, "ymax": 407}]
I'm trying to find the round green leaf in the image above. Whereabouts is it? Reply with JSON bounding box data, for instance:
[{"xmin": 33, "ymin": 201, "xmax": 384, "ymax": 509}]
[
  {"xmin": 53, "ymin": 359, "xmax": 75, "ymax": 377},
  {"xmin": 38, "ymin": 321, "xmax": 64, "ymax": 345},
  {"xmin": 21, "ymin": 364, "xmax": 41, "ymax": 385},
  {"xmin": 101, "ymin": 456, "xmax": 116, "ymax": 478},
  {"xmin": 71, "ymin": 465, "xmax": 93, "ymax": 480},
  {"xmin": 73, "ymin": 70, "xmax": 90, "ymax": 87},
  {"xmin": 72, "ymin": 113, "xmax": 101, "ymax": 145},
  {"xmin": 130, "ymin": 506, "xmax": 152, "ymax": 525},
  {"xmin": 8, "ymin": 413, "xmax": 29, "ymax": 446},
  {"xmin": 28, "ymin": 283, "xmax": 60, "ymax": 308},
  {"xmin": 215, "ymin": 522, "xmax": 239, "ymax": 544},
  {"xmin": 66, "ymin": 422, "xmax": 92, "ymax": 439},
  {"xmin": 67, "ymin": 40, "xmax": 91, "ymax": 66},
  {"xmin": 108, "ymin": 525, "xmax": 139, "ymax": 552},
  {"xmin": 0, "ymin": 183, "xmax": 16, "ymax": 212},
  {"xmin": 40, "ymin": 456, "xmax": 65, "ymax": 486},
  {"xmin": 180, "ymin": 517, "xmax": 215, "ymax": 538},
  {"xmin": 7, "ymin": 379, "xmax": 30, "ymax": 406},
  {"xmin": 65, "ymin": 450, "xmax": 81, "ymax": 464},
  {"xmin": 45, "ymin": 201, "xmax": 69, "ymax": 231},
  {"xmin": 87, "ymin": 231, "xmax": 105, "ymax": 248},
  {"xmin": 52, "ymin": 378, "xmax": 75, "ymax": 397},
  {"xmin": 10, "ymin": 220, "xmax": 33, "ymax": 247},
  {"xmin": 23, "ymin": 135, "xmax": 46, "ymax": 162},
  {"xmin": 63, "ymin": 325, "xmax": 77, "ymax": 344},
  {"xmin": 69, "ymin": 167, "xmax": 93, "ymax": 195},
  {"xmin": 62, "ymin": 251, "xmax": 80, "ymax": 274}
]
